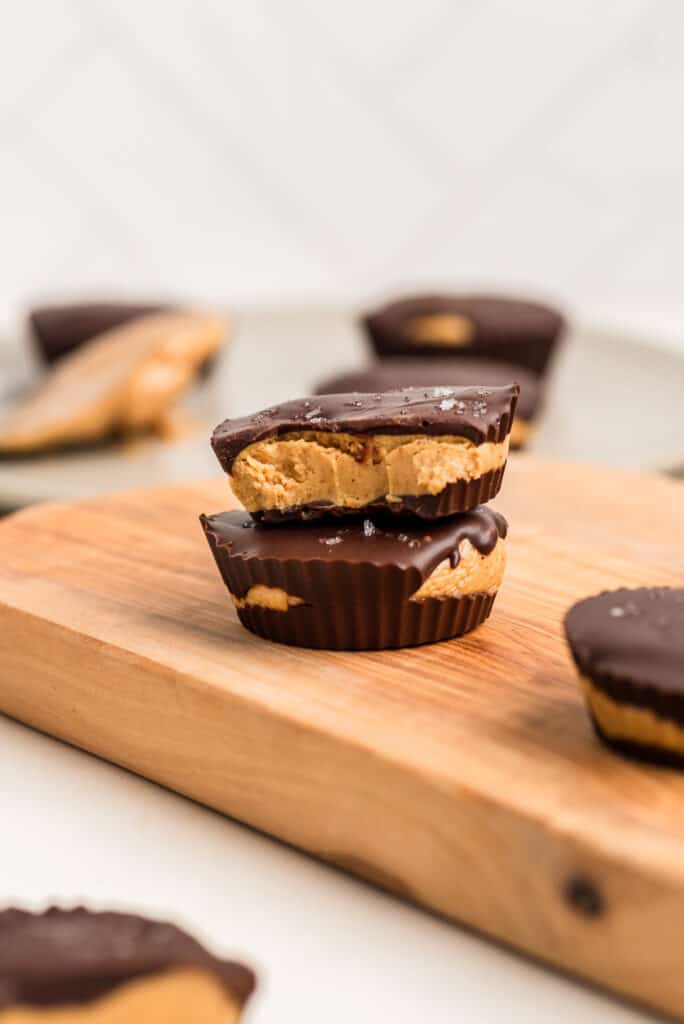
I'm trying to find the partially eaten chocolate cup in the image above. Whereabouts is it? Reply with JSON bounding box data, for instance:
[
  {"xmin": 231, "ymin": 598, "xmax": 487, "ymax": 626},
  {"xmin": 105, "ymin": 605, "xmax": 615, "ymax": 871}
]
[
  {"xmin": 0, "ymin": 907, "xmax": 255, "ymax": 1023},
  {"xmin": 565, "ymin": 587, "xmax": 684, "ymax": 768},
  {"xmin": 362, "ymin": 293, "xmax": 565, "ymax": 376},
  {"xmin": 211, "ymin": 386, "xmax": 518, "ymax": 521},
  {"xmin": 201, "ymin": 506, "xmax": 507, "ymax": 650}
]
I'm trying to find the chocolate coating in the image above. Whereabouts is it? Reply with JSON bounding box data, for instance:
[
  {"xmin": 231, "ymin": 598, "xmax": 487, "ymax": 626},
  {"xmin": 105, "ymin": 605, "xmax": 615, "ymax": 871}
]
[
  {"xmin": 0, "ymin": 907, "xmax": 255, "ymax": 1010},
  {"xmin": 201, "ymin": 507, "xmax": 507, "ymax": 649},
  {"xmin": 30, "ymin": 303, "xmax": 168, "ymax": 364},
  {"xmin": 363, "ymin": 293, "xmax": 564, "ymax": 374},
  {"xmin": 565, "ymin": 587, "xmax": 684, "ymax": 722},
  {"xmin": 315, "ymin": 358, "xmax": 541, "ymax": 423},
  {"xmin": 211, "ymin": 385, "xmax": 518, "ymax": 474}
]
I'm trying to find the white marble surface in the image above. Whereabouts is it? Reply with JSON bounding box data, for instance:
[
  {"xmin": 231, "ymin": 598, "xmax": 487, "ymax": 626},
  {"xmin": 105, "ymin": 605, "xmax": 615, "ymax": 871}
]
[{"xmin": 0, "ymin": 713, "xmax": 657, "ymax": 1023}]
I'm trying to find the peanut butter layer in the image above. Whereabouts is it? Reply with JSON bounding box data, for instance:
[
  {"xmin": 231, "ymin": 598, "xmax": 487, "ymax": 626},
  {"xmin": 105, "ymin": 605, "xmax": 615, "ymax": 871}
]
[
  {"xmin": 411, "ymin": 537, "xmax": 505, "ymax": 601},
  {"xmin": 406, "ymin": 313, "xmax": 474, "ymax": 346},
  {"xmin": 231, "ymin": 585, "xmax": 305, "ymax": 612},
  {"xmin": 231, "ymin": 432, "xmax": 509, "ymax": 514},
  {"xmin": 1, "ymin": 969, "xmax": 242, "ymax": 1024},
  {"xmin": 0, "ymin": 311, "xmax": 226, "ymax": 453},
  {"xmin": 581, "ymin": 676, "xmax": 684, "ymax": 758}
]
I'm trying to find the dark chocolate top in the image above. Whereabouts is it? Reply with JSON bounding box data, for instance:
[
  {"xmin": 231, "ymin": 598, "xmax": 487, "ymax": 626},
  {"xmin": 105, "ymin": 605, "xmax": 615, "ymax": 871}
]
[
  {"xmin": 565, "ymin": 588, "xmax": 684, "ymax": 700},
  {"xmin": 201, "ymin": 506, "xmax": 507, "ymax": 584},
  {"xmin": 30, "ymin": 303, "xmax": 168, "ymax": 363},
  {"xmin": 315, "ymin": 359, "xmax": 540, "ymax": 421},
  {"xmin": 364, "ymin": 293, "xmax": 564, "ymax": 345},
  {"xmin": 0, "ymin": 907, "xmax": 255, "ymax": 1010},
  {"xmin": 212, "ymin": 385, "xmax": 518, "ymax": 473}
]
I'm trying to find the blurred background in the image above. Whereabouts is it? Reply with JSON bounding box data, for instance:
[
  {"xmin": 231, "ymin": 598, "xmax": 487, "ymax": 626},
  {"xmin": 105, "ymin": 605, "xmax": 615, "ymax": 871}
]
[{"xmin": 1, "ymin": 0, "xmax": 684, "ymax": 508}]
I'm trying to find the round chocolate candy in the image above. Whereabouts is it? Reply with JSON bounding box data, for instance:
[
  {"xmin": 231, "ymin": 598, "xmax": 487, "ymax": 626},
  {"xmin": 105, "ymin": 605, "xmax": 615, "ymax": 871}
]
[
  {"xmin": 201, "ymin": 506, "xmax": 508, "ymax": 650},
  {"xmin": 565, "ymin": 587, "xmax": 684, "ymax": 767}
]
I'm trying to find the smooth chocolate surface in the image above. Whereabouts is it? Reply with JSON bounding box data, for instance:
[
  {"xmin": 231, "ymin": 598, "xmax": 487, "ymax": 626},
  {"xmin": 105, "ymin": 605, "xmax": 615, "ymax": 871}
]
[
  {"xmin": 315, "ymin": 358, "xmax": 541, "ymax": 422},
  {"xmin": 565, "ymin": 587, "xmax": 684, "ymax": 722},
  {"xmin": 211, "ymin": 385, "xmax": 518, "ymax": 474},
  {"xmin": 0, "ymin": 907, "xmax": 255, "ymax": 1010},
  {"xmin": 363, "ymin": 293, "xmax": 564, "ymax": 374},
  {"xmin": 30, "ymin": 303, "xmax": 168, "ymax": 364},
  {"xmin": 200, "ymin": 507, "xmax": 507, "ymax": 649}
]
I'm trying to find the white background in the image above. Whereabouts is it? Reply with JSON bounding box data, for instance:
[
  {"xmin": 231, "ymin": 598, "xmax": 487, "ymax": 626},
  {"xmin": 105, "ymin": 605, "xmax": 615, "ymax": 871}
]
[{"xmin": 1, "ymin": 0, "xmax": 682, "ymax": 315}]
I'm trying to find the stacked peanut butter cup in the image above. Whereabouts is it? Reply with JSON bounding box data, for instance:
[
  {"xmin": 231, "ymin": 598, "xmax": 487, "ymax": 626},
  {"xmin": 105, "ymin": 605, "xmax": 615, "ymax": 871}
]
[{"xmin": 201, "ymin": 385, "xmax": 518, "ymax": 650}]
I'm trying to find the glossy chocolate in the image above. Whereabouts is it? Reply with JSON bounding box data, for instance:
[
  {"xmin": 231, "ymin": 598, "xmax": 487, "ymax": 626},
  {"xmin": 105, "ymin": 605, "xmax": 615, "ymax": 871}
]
[
  {"xmin": 30, "ymin": 303, "xmax": 168, "ymax": 364},
  {"xmin": 211, "ymin": 385, "xmax": 518, "ymax": 474},
  {"xmin": 363, "ymin": 293, "xmax": 564, "ymax": 374},
  {"xmin": 200, "ymin": 507, "xmax": 507, "ymax": 649},
  {"xmin": 565, "ymin": 587, "xmax": 684, "ymax": 722},
  {"xmin": 315, "ymin": 358, "xmax": 541, "ymax": 423},
  {"xmin": 0, "ymin": 907, "xmax": 255, "ymax": 1010}
]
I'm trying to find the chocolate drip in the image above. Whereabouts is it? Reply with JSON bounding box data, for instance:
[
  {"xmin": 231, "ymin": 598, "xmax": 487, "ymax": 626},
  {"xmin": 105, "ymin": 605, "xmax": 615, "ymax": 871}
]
[
  {"xmin": 0, "ymin": 907, "xmax": 254, "ymax": 1010},
  {"xmin": 211, "ymin": 385, "xmax": 518, "ymax": 473}
]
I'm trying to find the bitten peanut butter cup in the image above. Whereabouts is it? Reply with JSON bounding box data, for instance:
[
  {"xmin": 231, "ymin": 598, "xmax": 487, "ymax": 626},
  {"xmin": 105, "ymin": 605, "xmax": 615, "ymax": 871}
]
[
  {"xmin": 362, "ymin": 293, "xmax": 564, "ymax": 376},
  {"xmin": 565, "ymin": 587, "xmax": 684, "ymax": 767},
  {"xmin": 315, "ymin": 358, "xmax": 540, "ymax": 451},
  {"xmin": 0, "ymin": 311, "xmax": 226, "ymax": 454},
  {"xmin": 200, "ymin": 506, "xmax": 508, "ymax": 650},
  {"xmin": 211, "ymin": 386, "xmax": 517, "ymax": 521},
  {"xmin": 0, "ymin": 907, "xmax": 255, "ymax": 1023},
  {"xmin": 29, "ymin": 302, "xmax": 169, "ymax": 364}
]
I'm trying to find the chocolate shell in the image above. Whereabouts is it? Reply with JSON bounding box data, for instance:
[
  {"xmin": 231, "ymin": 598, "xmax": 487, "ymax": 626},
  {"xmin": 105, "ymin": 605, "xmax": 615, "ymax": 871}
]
[{"xmin": 201, "ymin": 507, "xmax": 507, "ymax": 650}]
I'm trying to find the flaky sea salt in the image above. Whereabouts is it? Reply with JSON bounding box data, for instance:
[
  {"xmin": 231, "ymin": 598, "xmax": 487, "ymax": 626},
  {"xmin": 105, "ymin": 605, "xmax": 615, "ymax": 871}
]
[{"xmin": 363, "ymin": 519, "xmax": 376, "ymax": 537}]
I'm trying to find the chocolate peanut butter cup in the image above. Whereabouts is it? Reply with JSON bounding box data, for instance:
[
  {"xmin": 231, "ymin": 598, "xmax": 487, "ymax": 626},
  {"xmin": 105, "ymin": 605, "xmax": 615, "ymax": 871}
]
[
  {"xmin": 0, "ymin": 907, "xmax": 255, "ymax": 1023},
  {"xmin": 315, "ymin": 358, "xmax": 541, "ymax": 450},
  {"xmin": 29, "ymin": 302, "xmax": 169, "ymax": 364},
  {"xmin": 362, "ymin": 293, "xmax": 564, "ymax": 375},
  {"xmin": 211, "ymin": 386, "xmax": 517, "ymax": 522},
  {"xmin": 565, "ymin": 587, "xmax": 684, "ymax": 767},
  {"xmin": 201, "ymin": 506, "xmax": 507, "ymax": 650}
]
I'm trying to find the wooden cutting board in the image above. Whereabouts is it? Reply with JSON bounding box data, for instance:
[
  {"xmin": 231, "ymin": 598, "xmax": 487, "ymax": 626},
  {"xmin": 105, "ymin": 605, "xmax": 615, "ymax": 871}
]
[{"xmin": 2, "ymin": 456, "xmax": 684, "ymax": 1019}]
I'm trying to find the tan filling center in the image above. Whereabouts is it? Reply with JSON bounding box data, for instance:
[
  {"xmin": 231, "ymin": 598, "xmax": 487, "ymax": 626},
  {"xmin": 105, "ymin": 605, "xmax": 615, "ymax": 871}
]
[
  {"xmin": 230, "ymin": 432, "xmax": 508, "ymax": 513},
  {"xmin": 229, "ymin": 537, "xmax": 505, "ymax": 612},
  {"xmin": 405, "ymin": 313, "xmax": 474, "ymax": 346},
  {"xmin": 1, "ymin": 969, "xmax": 242, "ymax": 1024},
  {"xmin": 231, "ymin": 585, "xmax": 305, "ymax": 612},
  {"xmin": 581, "ymin": 676, "xmax": 684, "ymax": 757}
]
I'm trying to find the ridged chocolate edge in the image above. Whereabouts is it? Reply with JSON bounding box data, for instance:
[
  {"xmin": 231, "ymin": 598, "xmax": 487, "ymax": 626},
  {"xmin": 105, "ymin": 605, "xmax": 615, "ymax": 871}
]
[
  {"xmin": 250, "ymin": 463, "xmax": 507, "ymax": 523},
  {"xmin": 235, "ymin": 591, "xmax": 497, "ymax": 650}
]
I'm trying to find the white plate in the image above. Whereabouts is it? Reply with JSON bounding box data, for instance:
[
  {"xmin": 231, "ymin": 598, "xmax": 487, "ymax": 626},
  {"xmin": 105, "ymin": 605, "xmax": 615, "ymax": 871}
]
[{"xmin": 0, "ymin": 309, "xmax": 683, "ymax": 510}]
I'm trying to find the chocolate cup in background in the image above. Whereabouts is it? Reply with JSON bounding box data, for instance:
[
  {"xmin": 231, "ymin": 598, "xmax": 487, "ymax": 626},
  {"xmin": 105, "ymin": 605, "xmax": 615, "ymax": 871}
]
[
  {"xmin": 251, "ymin": 463, "xmax": 507, "ymax": 523},
  {"xmin": 314, "ymin": 358, "xmax": 542, "ymax": 452},
  {"xmin": 29, "ymin": 302, "xmax": 220, "ymax": 378},
  {"xmin": 200, "ymin": 511, "xmax": 503, "ymax": 650},
  {"xmin": 362, "ymin": 294, "xmax": 565, "ymax": 376}
]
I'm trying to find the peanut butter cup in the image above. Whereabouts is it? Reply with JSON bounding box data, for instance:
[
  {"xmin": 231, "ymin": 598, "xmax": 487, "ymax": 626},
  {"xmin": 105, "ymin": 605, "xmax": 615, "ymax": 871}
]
[
  {"xmin": 363, "ymin": 293, "xmax": 564, "ymax": 375},
  {"xmin": 201, "ymin": 506, "xmax": 507, "ymax": 649},
  {"xmin": 29, "ymin": 302, "xmax": 169, "ymax": 364},
  {"xmin": 0, "ymin": 907, "xmax": 255, "ymax": 1023},
  {"xmin": 565, "ymin": 587, "xmax": 684, "ymax": 767},
  {"xmin": 211, "ymin": 386, "xmax": 517, "ymax": 521}
]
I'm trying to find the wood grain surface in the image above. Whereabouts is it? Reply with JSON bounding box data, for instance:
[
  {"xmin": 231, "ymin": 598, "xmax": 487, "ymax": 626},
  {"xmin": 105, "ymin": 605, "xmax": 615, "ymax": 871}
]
[{"xmin": 1, "ymin": 455, "xmax": 684, "ymax": 1018}]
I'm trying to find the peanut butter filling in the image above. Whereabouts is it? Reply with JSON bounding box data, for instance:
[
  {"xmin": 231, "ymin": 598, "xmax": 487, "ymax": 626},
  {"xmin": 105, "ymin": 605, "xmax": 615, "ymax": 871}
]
[
  {"xmin": 410, "ymin": 537, "xmax": 505, "ymax": 601},
  {"xmin": 405, "ymin": 313, "xmax": 474, "ymax": 346},
  {"xmin": 231, "ymin": 585, "xmax": 305, "ymax": 612},
  {"xmin": 581, "ymin": 676, "xmax": 684, "ymax": 756},
  {"xmin": 1, "ymin": 968, "xmax": 242, "ymax": 1024},
  {"xmin": 229, "ymin": 537, "xmax": 505, "ymax": 612},
  {"xmin": 230, "ymin": 432, "xmax": 508, "ymax": 514}
]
